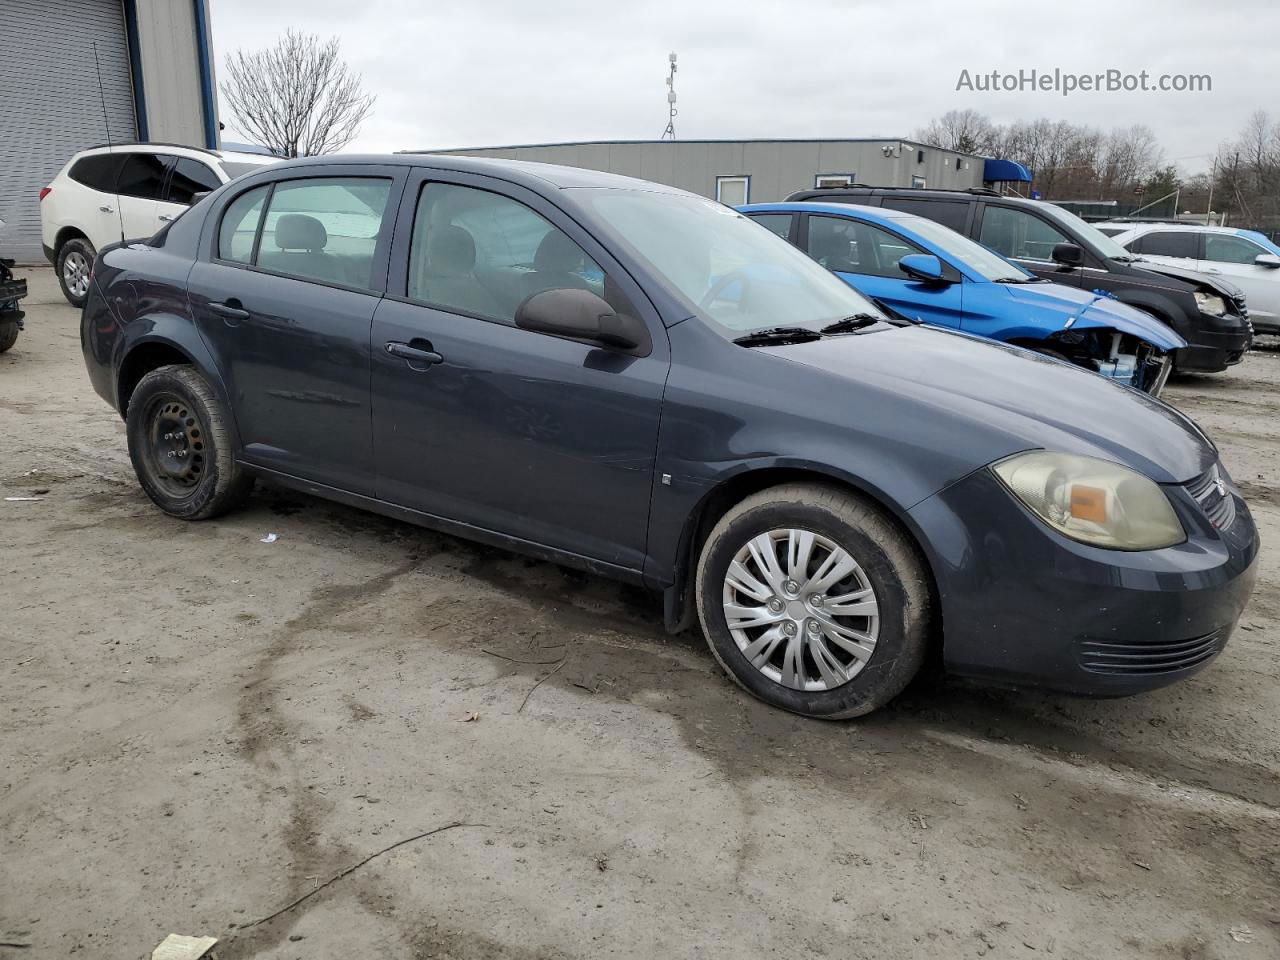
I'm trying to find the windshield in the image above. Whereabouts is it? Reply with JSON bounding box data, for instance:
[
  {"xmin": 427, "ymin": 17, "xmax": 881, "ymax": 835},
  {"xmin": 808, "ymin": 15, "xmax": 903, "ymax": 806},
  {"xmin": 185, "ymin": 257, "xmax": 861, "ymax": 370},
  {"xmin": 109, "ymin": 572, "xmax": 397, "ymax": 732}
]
[
  {"xmin": 1041, "ymin": 203, "xmax": 1134, "ymax": 260},
  {"xmin": 898, "ymin": 216, "xmax": 1030, "ymax": 282},
  {"xmin": 585, "ymin": 190, "xmax": 886, "ymax": 334}
]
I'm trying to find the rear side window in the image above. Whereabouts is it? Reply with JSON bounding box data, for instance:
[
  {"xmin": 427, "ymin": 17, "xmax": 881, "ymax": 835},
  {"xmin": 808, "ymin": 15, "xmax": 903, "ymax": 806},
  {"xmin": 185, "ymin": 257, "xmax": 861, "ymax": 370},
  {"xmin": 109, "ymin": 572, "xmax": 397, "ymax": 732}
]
[
  {"xmin": 252, "ymin": 177, "xmax": 392, "ymax": 289},
  {"xmin": 747, "ymin": 214, "xmax": 793, "ymax": 241},
  {"xmin": 1131, "ymin": 231, "xmax": 1197, "ymax": 258},
  {"xmin": 116, "ymin": 153, "xmax": 169, "ymax": 200},
  {"xmin": 407, "ymin": 182, "xmax": 632, "ymax": 325},
  {"xmin": 166, "ymin": 158, "xmax": 222, "ymax": 205},
  {"xmin": 69, "ymin": 154, "xmax": 126, "ymax": 193},
  {"xmin": 218, "ymin": 185, "xmax": 269, "ymax": 264},
  {"xmin": 979, "ymin": 205, "xmax": 1071, "ymax": 262},
  {"xmin": 880, "ymin": 197, "xmax": 969, "ymax": 232}
]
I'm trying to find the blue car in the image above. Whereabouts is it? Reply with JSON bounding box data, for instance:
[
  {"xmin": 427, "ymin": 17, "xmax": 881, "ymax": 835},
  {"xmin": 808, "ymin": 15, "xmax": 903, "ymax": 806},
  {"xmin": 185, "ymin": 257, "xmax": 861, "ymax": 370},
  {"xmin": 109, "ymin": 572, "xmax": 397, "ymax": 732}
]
[{"xmin": 740, "ymin": 202, "xmax": 1186, "ymax": 395}]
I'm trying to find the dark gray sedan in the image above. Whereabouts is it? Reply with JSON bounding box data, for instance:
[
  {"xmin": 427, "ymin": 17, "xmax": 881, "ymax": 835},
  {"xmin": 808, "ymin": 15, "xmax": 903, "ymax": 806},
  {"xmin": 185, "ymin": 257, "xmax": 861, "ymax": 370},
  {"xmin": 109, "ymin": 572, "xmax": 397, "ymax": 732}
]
[{"xmin": 81, "ymin": 156, "xmax": 1258, "ymax": 718}]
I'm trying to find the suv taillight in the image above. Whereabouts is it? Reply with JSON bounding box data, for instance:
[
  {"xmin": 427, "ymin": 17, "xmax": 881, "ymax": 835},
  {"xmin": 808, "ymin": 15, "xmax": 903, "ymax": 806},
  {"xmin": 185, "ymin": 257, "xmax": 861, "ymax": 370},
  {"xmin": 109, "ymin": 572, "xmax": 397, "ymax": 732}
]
[{"xmin": 38, "ymin": 187, "xmax": 51, "ymax": 201}]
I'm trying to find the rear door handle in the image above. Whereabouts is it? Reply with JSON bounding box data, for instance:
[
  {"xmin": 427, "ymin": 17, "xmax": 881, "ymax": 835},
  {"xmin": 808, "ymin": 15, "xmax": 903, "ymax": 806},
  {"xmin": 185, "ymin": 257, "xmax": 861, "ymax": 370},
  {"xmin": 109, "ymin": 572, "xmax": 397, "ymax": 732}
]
[
  {"xmin": 208, "ymin": 300, "xmax": 250, "ymax": 323},
  {"xmin": 99, "ymin": 205, "xmax": 114, "ymax": 213},
  {"xmin": 385, "ymin": 340, "xmax": 443, "ymax": 367}
]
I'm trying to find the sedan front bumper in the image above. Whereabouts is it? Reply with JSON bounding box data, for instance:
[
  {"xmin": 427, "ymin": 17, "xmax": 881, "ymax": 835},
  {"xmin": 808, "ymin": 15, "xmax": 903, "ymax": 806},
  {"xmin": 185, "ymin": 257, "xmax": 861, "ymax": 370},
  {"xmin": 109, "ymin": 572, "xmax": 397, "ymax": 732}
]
[{"xmin": 908, "ymin": 465, "xmax": 1259, "ymax": 696}]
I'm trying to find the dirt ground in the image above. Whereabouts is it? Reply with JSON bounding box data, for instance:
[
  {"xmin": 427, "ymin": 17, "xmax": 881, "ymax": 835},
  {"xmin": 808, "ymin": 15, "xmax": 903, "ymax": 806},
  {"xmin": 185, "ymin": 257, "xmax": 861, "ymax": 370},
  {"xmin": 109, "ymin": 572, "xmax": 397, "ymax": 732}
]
[{"xmin": 2, "ymin": 266, "xmax": 1278, "ymax": 960}]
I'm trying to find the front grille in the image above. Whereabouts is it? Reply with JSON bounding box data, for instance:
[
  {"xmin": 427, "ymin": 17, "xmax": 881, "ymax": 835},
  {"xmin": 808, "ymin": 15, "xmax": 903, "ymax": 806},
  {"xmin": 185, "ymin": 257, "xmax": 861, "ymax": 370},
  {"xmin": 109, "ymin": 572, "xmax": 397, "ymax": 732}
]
[
  {"xmin": 1185, "ymin": 465, "xmax": 1236, "ymax": 530},
  {"xmin": 1079, "ymin": 630, "xmax": 1223, "ymax": 675}
]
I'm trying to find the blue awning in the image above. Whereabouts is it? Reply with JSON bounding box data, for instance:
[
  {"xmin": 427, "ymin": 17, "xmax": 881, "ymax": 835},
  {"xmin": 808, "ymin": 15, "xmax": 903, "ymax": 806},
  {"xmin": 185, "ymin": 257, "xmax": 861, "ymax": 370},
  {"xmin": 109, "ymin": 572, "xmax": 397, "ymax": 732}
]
[{"xmin": 983, "ymin": 158, "xmax": 1033, "ymax": 182}]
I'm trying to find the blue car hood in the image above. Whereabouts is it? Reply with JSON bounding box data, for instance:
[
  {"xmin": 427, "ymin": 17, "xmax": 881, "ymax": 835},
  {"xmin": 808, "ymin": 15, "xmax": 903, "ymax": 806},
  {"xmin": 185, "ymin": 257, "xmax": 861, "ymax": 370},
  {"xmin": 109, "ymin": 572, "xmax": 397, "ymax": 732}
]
[
  {"xmin": 1001, "ymin": 282, "xmax": 1186, "ymax": 351},
  {"xmin": 764, "ymin": 324, "xmax": 1212, "ymax": 483}
]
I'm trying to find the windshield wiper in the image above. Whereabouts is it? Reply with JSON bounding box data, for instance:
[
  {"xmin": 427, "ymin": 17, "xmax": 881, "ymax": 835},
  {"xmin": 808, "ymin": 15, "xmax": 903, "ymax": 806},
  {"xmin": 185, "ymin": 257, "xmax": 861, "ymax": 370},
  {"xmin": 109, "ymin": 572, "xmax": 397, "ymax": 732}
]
[
  {"xmin": 820, "ymin": 313, "xmax": 884, "ymax": 334},
  {"xmin": 732, "ymin": 326, "xmax": 823, "ymax": 347}
]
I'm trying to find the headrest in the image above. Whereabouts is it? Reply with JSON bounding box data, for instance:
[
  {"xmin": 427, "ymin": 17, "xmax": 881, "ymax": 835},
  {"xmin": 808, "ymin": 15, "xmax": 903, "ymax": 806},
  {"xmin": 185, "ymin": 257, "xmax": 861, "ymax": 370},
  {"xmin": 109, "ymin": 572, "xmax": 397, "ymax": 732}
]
[
  {"xmin": 425, "ymin": 225, "xmax": 476, "ymax": 276},
  {"xmin": 533, "ymin": 230, "xmax": 583, "ymax": 273},
  {"xmin": 275, "ymin": 214, "xmax": 327, "ymax": 252}
]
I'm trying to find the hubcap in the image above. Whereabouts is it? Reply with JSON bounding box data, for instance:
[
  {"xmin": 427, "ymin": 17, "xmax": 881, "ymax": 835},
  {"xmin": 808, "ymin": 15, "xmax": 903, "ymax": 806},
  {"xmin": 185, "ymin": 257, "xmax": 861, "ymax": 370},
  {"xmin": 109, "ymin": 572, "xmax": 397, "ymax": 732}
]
[
  {"xmin": 144, "ymin": 395, "xmax": 206, "ymax": 497},
  {"xmin": 63, "ymin": 251, "xmax": 90, "ymax": 298},
  {"xmin": 722, "ymin": 528, "xmax": 879, "ymax": 692}
]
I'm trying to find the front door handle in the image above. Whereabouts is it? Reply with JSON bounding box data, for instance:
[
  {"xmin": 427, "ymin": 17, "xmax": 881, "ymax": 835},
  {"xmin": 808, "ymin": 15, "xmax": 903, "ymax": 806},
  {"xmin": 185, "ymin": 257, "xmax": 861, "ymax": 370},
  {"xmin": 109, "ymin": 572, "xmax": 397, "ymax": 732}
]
[
  {"xmin": 158, "ymin": 213, "xmax": 175, "ymax": 222},
  {"xmin": 385, "ymin": 340, "xmax": 444, "ymax": 368},
  {"xmin": 208, "ymin": 300, "xmax": 250, "ymax": 324}
]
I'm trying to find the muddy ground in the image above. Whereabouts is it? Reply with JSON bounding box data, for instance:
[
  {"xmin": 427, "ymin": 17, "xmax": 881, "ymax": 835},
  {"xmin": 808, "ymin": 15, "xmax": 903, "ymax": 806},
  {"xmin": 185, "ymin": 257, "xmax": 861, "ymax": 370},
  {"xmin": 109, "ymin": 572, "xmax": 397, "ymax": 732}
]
[{"xmin": 2, "ymin": 267, "xmax": 1278, "ymax": 959}]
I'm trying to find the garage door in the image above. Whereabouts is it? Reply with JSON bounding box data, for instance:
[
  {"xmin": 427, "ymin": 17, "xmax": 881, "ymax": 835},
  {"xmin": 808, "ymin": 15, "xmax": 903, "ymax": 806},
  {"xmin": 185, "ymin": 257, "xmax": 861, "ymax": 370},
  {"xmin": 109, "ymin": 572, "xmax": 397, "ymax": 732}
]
[{"xmin": 0, "ymin": 0, "xmax": 137, "ymax": 263}]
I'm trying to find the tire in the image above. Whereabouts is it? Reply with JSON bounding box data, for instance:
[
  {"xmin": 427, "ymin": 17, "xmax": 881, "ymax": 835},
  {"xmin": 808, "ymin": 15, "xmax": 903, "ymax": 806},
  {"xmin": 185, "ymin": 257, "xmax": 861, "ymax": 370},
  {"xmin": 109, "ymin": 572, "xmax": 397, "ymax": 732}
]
[
  {"xmin": 0, "ymin": 320, "xmax": 17, "ymax": 353},
  {"xmin": 695, "ymin": 483, "xmax": 933, "ymax": 719},
  {"xmin": 125, "ymin": 364, "xmax": 252, "ymax": 520},
  {"xmin": 56, "ymin": 237, "xmax": 96, "ymax": 307}
]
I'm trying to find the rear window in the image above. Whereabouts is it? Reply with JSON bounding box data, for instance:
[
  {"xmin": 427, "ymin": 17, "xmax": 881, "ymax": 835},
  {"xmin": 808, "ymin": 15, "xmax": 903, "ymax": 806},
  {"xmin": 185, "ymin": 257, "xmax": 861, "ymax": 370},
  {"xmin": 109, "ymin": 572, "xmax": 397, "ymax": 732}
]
[
  {"xmin": 68, "ymin": 154, "xmax": 126, "ymax": 193},
  {"xmin": 880, "ymin": 196, "xmax": 969, "ymax": 232}
]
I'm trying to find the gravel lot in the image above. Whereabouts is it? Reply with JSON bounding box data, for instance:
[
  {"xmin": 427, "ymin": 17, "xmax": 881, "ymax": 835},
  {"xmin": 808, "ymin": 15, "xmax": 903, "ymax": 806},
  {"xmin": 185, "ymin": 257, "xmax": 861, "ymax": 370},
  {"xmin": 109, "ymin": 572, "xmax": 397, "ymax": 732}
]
[{"xmin": 2, "ymin": 266, "xmax": 1278, "ymax": 959}]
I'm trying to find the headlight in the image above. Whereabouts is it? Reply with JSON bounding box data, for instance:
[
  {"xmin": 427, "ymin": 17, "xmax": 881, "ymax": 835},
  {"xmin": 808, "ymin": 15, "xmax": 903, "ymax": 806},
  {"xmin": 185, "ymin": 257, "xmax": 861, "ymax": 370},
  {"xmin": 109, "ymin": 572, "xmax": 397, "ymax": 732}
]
[
  {"xmin": 992, "ymin": 451, "xmax": 1185, "ymax": 550},
  {"xmin": 1194, "ymin": 291, "xmax": 1227, "ymax": 317}
]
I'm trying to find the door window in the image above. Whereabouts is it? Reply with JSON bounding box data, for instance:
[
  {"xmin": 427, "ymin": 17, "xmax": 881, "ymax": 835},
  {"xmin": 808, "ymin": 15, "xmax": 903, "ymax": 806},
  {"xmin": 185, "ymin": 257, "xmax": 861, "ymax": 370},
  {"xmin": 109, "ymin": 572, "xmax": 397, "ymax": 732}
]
[
  {"xmin": 68, "ymin": 154, "xmax": 126, "ymax": 193},
  {"xmin": 165, "ymin": 158, "xmax": 222, "ymax": 205},
  {"xmin": 218, "ymin": 185, "xmax": 270, "ymax": 264},
  {"xmin": 252, "ymin": 177, "xmax": 392, "ymax": 289},
  {"xmin": 980, "ymin": 206, "xmax": 1072, "ymax": 262},
  {"xmin": 407, "ymin": 182, "xmax": 632, "ymax": 325},
  {"xmin": 1131, "ymin": 231, "xmax": 1197, "ymax": 258},
  {"xmin": 747, "ymin": 214, "xmax": 793, "ymax": 241},
  {"xmin": 807, "ymin": 215, "xmax": 923, "ymax": 279},
  {"xmin": 715, "ymin": 176, "xmax": 749, "ymax": 206},
  {"xmin": 1204, "ymin": 234, "xmax": 1266, "ymax": 265},
  {"xmin": 116, "ymin": 153, "xmax": 169, "ymax": 200},
  {"xmin": 880, "ymin": 197, "xmax": 969, "ymax": 232}
]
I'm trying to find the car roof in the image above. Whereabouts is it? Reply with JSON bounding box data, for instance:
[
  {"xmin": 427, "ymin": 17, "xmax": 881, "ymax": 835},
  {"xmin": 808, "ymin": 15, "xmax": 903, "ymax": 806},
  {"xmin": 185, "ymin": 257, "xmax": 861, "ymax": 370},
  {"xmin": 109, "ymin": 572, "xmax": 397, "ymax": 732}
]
[
  {"xmin": 742, "ymin": 200, "xmax": 910, "ymax": 221},
  {"xmin": 1103, "ymin": 222, "xmax": 1236, "ymax": 235}
]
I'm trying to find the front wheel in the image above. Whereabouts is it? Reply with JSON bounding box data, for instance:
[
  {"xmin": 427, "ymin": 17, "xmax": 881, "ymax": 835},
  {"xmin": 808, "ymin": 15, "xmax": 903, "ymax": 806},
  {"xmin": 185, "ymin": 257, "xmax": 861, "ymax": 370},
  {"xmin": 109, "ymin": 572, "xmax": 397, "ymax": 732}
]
[
  {"xmin": 125, "ymin": 365, "xmax": 252, "ymax": 520},
  {"xmin": 695, "ymin": 483, "xmax": 933, "ymax": 719}
]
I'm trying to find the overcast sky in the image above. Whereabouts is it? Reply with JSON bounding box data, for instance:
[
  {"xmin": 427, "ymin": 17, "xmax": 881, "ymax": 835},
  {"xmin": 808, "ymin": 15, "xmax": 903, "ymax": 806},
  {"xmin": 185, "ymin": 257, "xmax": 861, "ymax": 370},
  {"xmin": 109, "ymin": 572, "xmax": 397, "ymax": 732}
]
[{"xmin": 210, "ymin": 0, "xmax": 1278, "ymax": 175}]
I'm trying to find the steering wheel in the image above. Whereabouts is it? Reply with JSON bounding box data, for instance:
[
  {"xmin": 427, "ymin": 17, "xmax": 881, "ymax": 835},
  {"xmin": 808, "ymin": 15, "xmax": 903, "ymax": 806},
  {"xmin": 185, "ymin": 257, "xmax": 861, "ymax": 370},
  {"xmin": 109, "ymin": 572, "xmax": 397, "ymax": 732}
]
[{"xmin": 699, "ymin": 269, "xmax": 753, "ymax": 311}]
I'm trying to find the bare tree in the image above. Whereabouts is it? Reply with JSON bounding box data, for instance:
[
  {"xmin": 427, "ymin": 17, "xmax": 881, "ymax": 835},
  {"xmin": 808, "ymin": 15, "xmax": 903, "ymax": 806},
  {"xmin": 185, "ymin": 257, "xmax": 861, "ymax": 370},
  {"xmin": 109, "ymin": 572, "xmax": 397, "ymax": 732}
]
[
  {"xmin": 914, "ymin": 109, "xmax": 997, "ymax": 155},
  {"xmin": 221, "ymin": 31, "xmax": 375, "ymax": 158}
]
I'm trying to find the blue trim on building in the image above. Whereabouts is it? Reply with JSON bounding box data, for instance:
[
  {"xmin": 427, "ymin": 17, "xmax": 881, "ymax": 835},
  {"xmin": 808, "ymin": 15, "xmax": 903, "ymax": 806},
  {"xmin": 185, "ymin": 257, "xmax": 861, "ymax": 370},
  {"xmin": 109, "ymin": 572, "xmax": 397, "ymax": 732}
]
[
  {"xmin": 122, "ymin": 0, "xmax": 148, "ymax": 140},
  {"xmin": 984, "ymin": 157, "xmax": 1033, "ymax": 183},
  {"xmin": 191, "ymin": 0, "xmax": 218, "ymax": 148}
]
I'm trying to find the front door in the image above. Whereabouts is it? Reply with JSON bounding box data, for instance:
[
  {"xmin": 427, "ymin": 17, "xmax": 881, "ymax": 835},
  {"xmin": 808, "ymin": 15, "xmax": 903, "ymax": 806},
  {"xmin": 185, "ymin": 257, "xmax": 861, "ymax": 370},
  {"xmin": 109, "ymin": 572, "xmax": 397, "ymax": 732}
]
[
  {"xmin": 803, "ymin": 214, "xmax": 966, "ymax": 328},
  {"xmin": 158, "ymin": 156, "xmax": 224, "ymax": 230},
  {"xmin": 188, "ymin": 170, "xmax": 402, "ymax": 495},
  {"xmin": 1199, "ymin": 233, "xmax": 1280, "ymax": 327},
  {"xmin": 371, "ymin": 174, "xmax": 669, "ymax": 572},
  {"xmin": 976, "ymin": 203, "xmax": 1084, "ymax": 288}
]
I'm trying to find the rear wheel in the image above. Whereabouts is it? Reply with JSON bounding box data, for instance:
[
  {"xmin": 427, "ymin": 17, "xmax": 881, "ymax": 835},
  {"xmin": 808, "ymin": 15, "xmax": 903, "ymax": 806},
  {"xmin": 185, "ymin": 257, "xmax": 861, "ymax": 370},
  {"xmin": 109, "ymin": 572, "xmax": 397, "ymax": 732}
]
[
  {"xmin": 56, "ymin": 237, "xmax": 95, "ymax": 307},
  {"xmin": 0, "ymin": 319, "xmax": 17, "ymax": 353},
  {"xmin": 126, "ymin": 365, "xmax": 252, "ymax": 519},
  {"xmin": 695, "ymin": 483, "xmax": 933, "ymax": 719}
]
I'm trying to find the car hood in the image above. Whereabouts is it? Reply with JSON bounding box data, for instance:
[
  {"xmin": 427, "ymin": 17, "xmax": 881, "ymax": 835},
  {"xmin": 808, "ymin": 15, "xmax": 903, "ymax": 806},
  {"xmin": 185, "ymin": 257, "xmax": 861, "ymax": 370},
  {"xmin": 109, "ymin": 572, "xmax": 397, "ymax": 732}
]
[
  {"xmin": 1130, "ymin": 259, "xmax": 1246, "ymax": 300},
  {"xmin": 762, "ymin": 324, "xmax": 1213, "ymax": 484},
  {"xmin": 1001, "ymin": 282, "xmax": 1186, "ymax": 350}
]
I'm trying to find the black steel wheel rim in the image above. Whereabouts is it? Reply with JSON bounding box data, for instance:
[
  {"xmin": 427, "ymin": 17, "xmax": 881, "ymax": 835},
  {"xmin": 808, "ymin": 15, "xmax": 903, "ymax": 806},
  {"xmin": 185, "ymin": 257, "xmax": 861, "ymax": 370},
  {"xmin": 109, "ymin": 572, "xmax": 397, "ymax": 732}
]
[{"xmin": 144, "ymin": 393, "xmax": 207, "ymax": 498}]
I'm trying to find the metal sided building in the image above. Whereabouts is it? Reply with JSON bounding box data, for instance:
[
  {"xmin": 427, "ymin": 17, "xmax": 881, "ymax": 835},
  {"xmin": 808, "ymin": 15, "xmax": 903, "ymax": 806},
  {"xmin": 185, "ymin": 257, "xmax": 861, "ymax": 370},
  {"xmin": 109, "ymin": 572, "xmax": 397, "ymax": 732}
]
[
  {"xmin": 0, "ymin": 0, "xmax": 220, "ymax": 262},
  {"xmin": 417, "ymin": 139, "xmax": 1031, "ymax": 205}
]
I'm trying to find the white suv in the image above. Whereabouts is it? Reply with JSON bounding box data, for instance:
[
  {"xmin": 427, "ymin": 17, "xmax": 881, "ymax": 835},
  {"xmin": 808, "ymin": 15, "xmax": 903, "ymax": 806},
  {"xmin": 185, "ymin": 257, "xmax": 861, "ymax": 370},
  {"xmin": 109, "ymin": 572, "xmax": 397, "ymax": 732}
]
[
  {"xmin": 40, "ymin": 143, "xmax": 277, "ymax": 306},
  {"xmin": 1103, "ymin": 222, "xmax": 1280, "ymax": 335}
]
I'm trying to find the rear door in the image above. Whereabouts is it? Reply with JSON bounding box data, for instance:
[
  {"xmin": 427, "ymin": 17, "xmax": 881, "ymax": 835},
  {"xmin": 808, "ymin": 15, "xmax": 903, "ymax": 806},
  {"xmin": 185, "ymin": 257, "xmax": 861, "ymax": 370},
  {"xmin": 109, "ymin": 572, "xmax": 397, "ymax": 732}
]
[
  {"xmin": 1128, "ymin": 230, "xmax": 1200, "ymax": 269},
  {"xmin": 63, "ymin": 153, "xmax": 127, "ymax": 251},
  {"xmin": 114, "ymin": 152, "xmax": 169, "ymax": 240},
  {"xmin": 369, "ymin": 170, "xmax": 669, "ymax": 572},
  {"xmin": 801, "ymin": 213, "xmax": 966, "ymax": 328},
  {"xmin": 188, "ymin": 166, "xmax": 404, "ymax": 495}
]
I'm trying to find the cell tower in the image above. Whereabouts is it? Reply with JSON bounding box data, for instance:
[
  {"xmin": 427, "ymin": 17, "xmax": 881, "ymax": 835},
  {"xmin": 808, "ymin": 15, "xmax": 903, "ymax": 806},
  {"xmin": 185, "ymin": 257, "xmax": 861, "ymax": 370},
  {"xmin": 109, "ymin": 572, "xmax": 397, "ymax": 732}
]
[{"xmin": 661, "ymin": 52, "xmax": 678, "ymax": 140}]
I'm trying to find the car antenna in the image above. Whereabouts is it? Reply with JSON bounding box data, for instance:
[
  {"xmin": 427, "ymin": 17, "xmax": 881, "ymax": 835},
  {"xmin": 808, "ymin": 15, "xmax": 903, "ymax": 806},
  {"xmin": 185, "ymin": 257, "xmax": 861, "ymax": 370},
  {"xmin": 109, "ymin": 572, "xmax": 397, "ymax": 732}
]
[{"xmin": 92, "ymin": 41, "xmax": 127, "ymax": 244}]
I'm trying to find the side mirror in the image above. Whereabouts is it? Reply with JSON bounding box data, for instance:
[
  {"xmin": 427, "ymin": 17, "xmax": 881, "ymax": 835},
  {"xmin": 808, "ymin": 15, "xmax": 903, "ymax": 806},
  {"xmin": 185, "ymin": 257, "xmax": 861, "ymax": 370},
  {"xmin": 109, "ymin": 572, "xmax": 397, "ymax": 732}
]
[
  {"xmin": 515, "ymin": 287, "xmax": 647, "ymax": 352},
  {"xmin": 1254, "ymin": 253, "xmax": 1280, "ymax": 269},
  {"xmin": 1051, "ymin": 243, "xmax": 1085, "ymax": 267},
  {"xmin": 898, "ymin": 254, "xmax": 947, "ymax": 284}
]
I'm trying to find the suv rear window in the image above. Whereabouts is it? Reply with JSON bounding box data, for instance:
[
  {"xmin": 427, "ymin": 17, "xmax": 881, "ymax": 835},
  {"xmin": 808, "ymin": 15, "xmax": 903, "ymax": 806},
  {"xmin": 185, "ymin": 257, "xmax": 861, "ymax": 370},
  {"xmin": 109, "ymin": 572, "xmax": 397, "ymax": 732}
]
[
  {"xmin": 879, "ymin": 197, "xmax": 969, "ymax": 232},
  {"xmin": 68, "ymin": 154, "xmax": 126, "ymax": 193}
]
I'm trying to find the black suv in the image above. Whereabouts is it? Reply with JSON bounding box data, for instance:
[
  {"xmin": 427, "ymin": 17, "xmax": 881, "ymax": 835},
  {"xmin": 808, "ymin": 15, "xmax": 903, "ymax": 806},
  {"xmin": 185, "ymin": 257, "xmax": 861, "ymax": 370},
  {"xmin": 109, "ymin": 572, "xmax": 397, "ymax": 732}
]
[{"xmin": 785, "ymin": 187, "xmax": 1252, "ymax": 372}]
